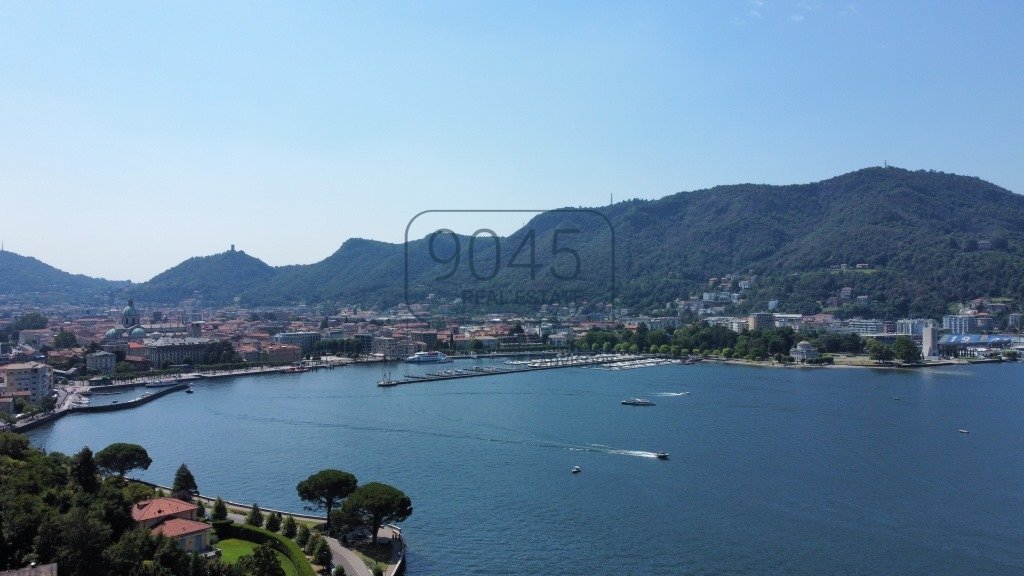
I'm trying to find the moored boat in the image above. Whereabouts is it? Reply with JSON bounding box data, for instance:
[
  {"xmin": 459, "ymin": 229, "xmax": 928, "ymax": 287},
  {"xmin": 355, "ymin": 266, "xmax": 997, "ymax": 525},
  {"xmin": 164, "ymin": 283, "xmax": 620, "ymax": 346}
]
[{"xmin": 406, "ymin": 351, "xmax": 453, "ymax": 364}]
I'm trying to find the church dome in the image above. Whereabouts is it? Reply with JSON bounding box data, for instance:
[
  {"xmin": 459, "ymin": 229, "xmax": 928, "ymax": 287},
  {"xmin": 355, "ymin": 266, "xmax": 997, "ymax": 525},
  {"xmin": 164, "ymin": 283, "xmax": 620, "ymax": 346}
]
[
  {"xmin": 797, "ymin": 341, "xmax": 814, "ymax": 349},
  {"xmin": 105, "ymin": 328, "xmax": 121, "ymax": 340},
  {"xmin": 130, "ymin": 327, "xmax": 147, "ymax": 338}
]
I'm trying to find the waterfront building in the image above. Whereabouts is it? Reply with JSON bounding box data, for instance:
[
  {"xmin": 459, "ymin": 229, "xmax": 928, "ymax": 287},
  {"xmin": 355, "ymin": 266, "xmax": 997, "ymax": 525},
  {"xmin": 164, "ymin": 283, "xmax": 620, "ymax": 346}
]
[
  {"xmin": 0, "ymin": 361, "xmax": 54, "ymax": 405},
  {"xmin": 271, "ymin": 331, "xmax": 321, "ymax": 354},
  {"xmin": 937, "ymin": 334, "xmax": 1013, "ymax": 357},
  {"xmin": 132, "ymin": 497, "xmax": 212, "ymax": 552},
  {"xmin": 86, "ymin": 351, "xmax": 117, "ymax": 374},
  {"xmin": 922, "ymin": 326, "xmax": 938, "ymax": 358},
  {"xmin": 143, "ymin": 337, "xmax": 213, "ymax": 367},
  {"xmin": 790, "ymin": 341, "xmax": 820, "ymax": 362},
  {"xmin": 264, "ymin": 343, "xmax": 302, "ymax": 362}
]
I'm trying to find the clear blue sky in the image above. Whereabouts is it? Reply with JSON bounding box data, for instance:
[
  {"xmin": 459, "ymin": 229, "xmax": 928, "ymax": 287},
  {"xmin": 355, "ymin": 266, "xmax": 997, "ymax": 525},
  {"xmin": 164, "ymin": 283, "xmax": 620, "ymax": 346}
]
[{"xmin": 2, "ymin": 1, "xmax": 1021, "ymax": 282}]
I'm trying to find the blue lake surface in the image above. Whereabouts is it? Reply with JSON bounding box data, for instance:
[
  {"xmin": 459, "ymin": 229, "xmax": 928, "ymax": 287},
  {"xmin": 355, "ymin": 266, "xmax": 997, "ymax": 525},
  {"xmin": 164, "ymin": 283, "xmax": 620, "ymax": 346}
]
[{"xmin": 26, "ymin": 360, "xmax": 1024, "ymax": 575}]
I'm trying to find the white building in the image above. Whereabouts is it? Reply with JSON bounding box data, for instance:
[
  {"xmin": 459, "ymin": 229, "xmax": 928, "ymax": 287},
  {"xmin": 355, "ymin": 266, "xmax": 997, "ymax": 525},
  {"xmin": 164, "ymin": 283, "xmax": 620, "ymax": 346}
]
[
  {"xmin": 1, "ymin": 361, "xmax": 54, "ymax": 405},
  {"xmin": 896, "ymin": 318, "xmax": 937, "ymax": 336},
  {"xmin": 942, "ymin": 315, "xmax": 975, "ymax": 334}
]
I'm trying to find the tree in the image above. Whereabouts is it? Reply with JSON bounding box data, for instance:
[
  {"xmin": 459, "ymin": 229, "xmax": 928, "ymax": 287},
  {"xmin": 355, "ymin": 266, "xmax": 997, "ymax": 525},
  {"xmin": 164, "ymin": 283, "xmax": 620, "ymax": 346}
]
[
  {"xmin": 236, "ymin": 543, "xmax": 285, "ymax": 576},
  {"xmin": 54, "ymin": 328, "xmax": 78, "ymax": 349},
  {"xmin": 265, "ymin": 511, "xmax": 282, "ymax": 533},
  {"xmin": 312, "ymin": 536, "xmax": 332, "ymax": 568},
  {"xmin": 893, "ymin": 335, "xmax": 922, "ymax": 363},
  {"xmin": 865, "ymin": 338, "xmax": 895, "ymax": 362},
  {"xmin": 13, "ymin": 312, "xmax": 48, "ymax": 330},
  {"xmin": 171, "ymin": 464, "xmax": 199, "ymax": 501},
  {"xmin": 212, "ymin": 497, "xmax": 228, "ymax": 521},
  {"xmin": 336, "ymin": 482, "xmax": 412, "ymax": 545},
  {"xmin": 303, "ymin": 534, "xmax": 321, "ymax": 555},
  {"xmin": 295, "ymin": 524, "xmax": 310, "ymax": 547},
  {"xmin": 245, "ymin": 503, "xmax": 265, "ymax": 527},
  {"xmin": 95, "ymin": 443, "xmax": 152, "ymax": 478},
  {"xmin": 282, "ymin": 515, "xmax": 297, "ymax": 538},
  {"xmin": 70, "ymin": 446, "xmax": 100, "ymax": 492},
  {"xmin": 296, "ymin": 469, "xmax": 357, "ymax": 532}
]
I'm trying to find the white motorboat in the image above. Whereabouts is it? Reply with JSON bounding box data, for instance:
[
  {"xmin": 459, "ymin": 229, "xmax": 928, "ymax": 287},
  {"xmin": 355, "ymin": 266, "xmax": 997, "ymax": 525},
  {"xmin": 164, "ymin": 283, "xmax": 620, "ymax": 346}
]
[
  {"xmin": 405, "ymin": 351, "xmax": 453, "ymax": 364},
  {"xmin": 571, "ymin": 466, "xmax": 582, "ymax": 473}
]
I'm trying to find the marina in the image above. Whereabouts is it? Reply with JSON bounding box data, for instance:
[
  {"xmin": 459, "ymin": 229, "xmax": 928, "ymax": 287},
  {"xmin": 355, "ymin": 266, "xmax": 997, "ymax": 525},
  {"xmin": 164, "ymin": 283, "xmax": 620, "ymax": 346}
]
[{"xmin": 378, "ymin": 353, "xmax": 685, "ymax": 386}]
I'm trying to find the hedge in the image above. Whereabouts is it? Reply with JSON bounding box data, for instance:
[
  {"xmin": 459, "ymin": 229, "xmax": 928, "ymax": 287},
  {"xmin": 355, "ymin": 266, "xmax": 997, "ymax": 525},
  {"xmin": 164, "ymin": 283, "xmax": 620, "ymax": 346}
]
[{"xmin": 214, "ymin": 521, "xmax": 317, "ymax": 576}]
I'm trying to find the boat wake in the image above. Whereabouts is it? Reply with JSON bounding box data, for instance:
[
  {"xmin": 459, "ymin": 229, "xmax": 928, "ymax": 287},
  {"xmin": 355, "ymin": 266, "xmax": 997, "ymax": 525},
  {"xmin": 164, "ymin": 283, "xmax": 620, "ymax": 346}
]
[
  {"xmin": 655, "ymin": 392, "xmax": 690, "ymax": 397},
  {"xmin": 222, "ymin": 411, "xmax": 661, "ymax": 459}
]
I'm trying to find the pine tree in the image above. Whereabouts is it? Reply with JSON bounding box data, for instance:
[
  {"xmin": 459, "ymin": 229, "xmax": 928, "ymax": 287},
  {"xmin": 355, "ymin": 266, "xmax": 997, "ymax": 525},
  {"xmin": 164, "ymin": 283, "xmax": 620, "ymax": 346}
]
[
  {"xmin": 245, "ymin": 502, "xmax": 265, "ymax": 527},
  {"xmin": 212, "ymin": 497, "xmax": 228, "ymax": 521},
  {"xmin": 295, "ymin": 524, "xmax": 310, "ymax": 547},
  {"xmin": 265, "ymin": 511, "xmax": 282, "ymax": 532},
  {"xmin": 312, "ymin": 536, "xmax": 332, "ymax": 568},
  {"xmin": 282, "ymin": 515, "xmax": 297, "ymax": 538},
  {"xmin": 171, "ymin": 463, "xmax": 199, "ymax": 501}
]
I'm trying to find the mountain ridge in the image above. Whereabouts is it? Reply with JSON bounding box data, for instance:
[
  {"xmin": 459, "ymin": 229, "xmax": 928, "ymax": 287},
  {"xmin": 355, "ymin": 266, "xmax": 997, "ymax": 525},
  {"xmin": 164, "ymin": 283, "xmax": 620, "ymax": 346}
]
[{"xmin": 3, "ymin": 167, "xmax": 1022, "ymax": 317}]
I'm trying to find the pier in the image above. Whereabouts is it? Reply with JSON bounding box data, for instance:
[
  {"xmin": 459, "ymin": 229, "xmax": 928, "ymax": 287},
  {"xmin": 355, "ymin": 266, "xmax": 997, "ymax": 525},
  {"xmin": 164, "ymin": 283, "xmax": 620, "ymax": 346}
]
[{"xmin": 378, "ymin": 354, "xmax": 688, "ymax": 387}]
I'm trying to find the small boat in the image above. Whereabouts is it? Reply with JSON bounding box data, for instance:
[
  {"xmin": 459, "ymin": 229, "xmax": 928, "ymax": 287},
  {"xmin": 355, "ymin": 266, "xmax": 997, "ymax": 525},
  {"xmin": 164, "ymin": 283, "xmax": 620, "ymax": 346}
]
[
  {"xmin": 958, "ymin": 429, "xmax": 970, "ymax": 434},
  {"xmin": 621, "ymin": 397, "xmax": 655, "ymax": 406},
  {"xmin": 655, "ymin": 452, "xmax": 670, "ymax": 460},
  {"xmin": 185, "ymin": 388, "xmax": 194, "ymax": 394},
  {"xmin": 571, "ymin": 466, "xmax": 582, "ymax": 473},
  {"xmin": 111, "ymin": 400, "xmax": 118, "ymax": 404}
]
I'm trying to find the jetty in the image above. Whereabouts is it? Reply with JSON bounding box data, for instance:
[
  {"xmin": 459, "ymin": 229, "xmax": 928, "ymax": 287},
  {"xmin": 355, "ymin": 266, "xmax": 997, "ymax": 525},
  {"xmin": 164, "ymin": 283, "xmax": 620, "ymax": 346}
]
[{"xmin": 379, "ymin": 353, "xmax": 687, "ymax": 387}]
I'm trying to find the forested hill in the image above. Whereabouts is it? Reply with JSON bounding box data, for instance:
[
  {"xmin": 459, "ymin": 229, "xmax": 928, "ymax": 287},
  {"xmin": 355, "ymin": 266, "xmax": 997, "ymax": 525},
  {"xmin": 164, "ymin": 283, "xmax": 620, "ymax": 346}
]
[
  {"xmin": 0, "ymin": 250, "xmax": 129, "ymax": 304},
  {"xmin": 3, "ymin": 167, "xmax": 1023, "ymax": 317}
]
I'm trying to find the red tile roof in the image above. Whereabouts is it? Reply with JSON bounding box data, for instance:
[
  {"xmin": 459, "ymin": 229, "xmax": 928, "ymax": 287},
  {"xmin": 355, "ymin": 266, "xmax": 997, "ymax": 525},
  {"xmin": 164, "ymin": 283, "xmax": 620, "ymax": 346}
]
[
  {"xmin": 131, "ymin": 497, "xmax": 197, "ymax": 522},
  {"xmin": 151, "ymin": 517, "xmax": 211, "ymax": 538}
]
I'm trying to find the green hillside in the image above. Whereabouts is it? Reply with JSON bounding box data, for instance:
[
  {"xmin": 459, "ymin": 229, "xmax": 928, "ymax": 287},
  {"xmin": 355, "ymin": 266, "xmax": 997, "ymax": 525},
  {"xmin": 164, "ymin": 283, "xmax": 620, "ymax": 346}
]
[
  {"xmin": 0, "ymin": 250, "xmax": 129, "ymax": 304},
  {"xmin": 4, "ymin": 167, "xmax": 1022, "ymax": 318}
]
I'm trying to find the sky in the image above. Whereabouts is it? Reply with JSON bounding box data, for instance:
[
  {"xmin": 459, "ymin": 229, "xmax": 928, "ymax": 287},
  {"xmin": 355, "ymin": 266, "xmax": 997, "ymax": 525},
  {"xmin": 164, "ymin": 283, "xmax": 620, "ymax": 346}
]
[{"xmin": 1, "ymin": 1, "xmax": 1022, "ymax": 282}]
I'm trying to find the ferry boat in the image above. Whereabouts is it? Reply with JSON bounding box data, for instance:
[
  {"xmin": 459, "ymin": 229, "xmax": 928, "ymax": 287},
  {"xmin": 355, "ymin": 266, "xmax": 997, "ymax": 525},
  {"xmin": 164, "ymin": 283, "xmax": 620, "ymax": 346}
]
[
  {"xmin": 405, "ymin": 351, "xmax": 453, "ymax": 364},
  {"xmin": 621, "ymin": 397, "xmax": 655, "ymax": 406}
]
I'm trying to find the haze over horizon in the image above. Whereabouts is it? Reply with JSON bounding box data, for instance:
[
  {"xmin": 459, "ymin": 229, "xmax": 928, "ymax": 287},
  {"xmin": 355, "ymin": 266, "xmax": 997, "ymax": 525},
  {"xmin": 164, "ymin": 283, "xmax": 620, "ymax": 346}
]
[{"xmin": 2, "ymin": 2, "xmax": 1022, "ymax": 282}]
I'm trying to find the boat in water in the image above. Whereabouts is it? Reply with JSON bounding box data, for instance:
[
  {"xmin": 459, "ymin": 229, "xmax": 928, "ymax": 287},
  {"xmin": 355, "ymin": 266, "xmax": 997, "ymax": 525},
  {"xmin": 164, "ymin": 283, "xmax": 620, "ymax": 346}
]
[
  {"xmin": 621, "ymin": 397, "xmax": 655, "ymax": 406},
  {"xmin": 406, "ymin": 351, "xmax": 453, "ymax": 364},
  {"xmin": 655, "ymin": 452, "xmax": 670, "ymax": 460},
  {"xmin": 958, "ymin": 429, "xmax": 970, "ymax": 434},
  {"xmin": 185, "ymin": 388, "xmax": 194, "ymax": 394},
  {"xmin": 571, "ymin": 465, "xmax": 582, "ymax": 473}
]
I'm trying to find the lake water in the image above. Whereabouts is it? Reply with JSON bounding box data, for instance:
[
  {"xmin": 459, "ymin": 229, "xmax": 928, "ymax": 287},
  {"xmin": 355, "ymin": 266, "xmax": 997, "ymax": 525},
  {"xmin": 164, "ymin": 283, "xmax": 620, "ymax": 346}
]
[{"xmin": 26, "ymin": 360, "xmax": 1024, "ymax": 575}]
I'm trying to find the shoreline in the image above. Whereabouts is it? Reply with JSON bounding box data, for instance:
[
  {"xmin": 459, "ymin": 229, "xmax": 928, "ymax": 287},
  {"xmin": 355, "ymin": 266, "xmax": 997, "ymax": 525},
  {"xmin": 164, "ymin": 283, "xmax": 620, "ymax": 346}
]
[{"xmin": 702, "ymin": 356, "xmax": 1005, "ymax": 370}]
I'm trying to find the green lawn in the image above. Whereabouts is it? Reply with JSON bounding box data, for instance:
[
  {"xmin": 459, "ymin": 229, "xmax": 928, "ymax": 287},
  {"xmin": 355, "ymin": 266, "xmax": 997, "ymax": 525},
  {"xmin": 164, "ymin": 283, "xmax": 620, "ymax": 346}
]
[
  {"xmin": 218, "ymin": 538, "xmax": 298, "ymax": 576},
  {"xmin": 352, "ymin": 542, "xmax": 391, "ymax": 573}
]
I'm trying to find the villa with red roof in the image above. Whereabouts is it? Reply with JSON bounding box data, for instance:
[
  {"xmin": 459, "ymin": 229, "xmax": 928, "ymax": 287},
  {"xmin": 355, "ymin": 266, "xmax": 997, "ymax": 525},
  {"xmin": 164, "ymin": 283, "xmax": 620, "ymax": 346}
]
[{"xmin": 131, "ymin": 497, "xmax": 212, "ymax": 552}]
